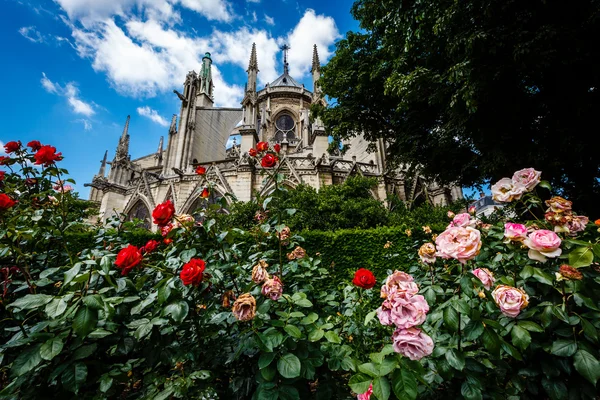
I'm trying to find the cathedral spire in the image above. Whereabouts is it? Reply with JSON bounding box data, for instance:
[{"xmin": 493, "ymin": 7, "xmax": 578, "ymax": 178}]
[
  {"xmin": 156, "ymin": 136, "xmax": 164, "ymax": 164},
  {"xmin": 98, "ymin": 150, "xmax": 108, "ymax": 177},
  {"xmin": 311, "ymin": 44, "xmax": 321, "ymax": 73},
  {"xmin": 247, "ymin": 42, "xmax": 258, "ymax": 72},
  {"xmin": 199, "ymin": 52, "xmax": 213, "ymax": 99},
  {"xmin": 115, "ymin": 115, "xmax": 130, "ymax": 160},
  {"xmin": 169, "ymin": 114, "xmax": 177, "ymax": 135},
  {"xmin": 281, "ymin": 44, "xmax": 290, "ymax": 75}
]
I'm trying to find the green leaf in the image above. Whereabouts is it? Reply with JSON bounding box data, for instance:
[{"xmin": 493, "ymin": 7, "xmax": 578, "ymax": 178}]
[
  {"xmin": 445, "ymin": 349, "xmax": 465, "ymax": 371},
  {"xmin": 277, "ymin": 353, "xmax": 301, "ymax": 379},
  {"xmin": 443, "ymin": 306, "xmax": 459, "ymax": 331},
  {"xmin": 541, "ymin": 377, "xmax": 568, "ymax": 400},
  {"xmin": 11, "ymin": 345, "xmax": 42, "ymax": 377},
  {"xmin": 61, "ymin": 362, "xmax": 87, "ymax": 394},
  {"xmin": 552, "ymin": 306, "xmax": 570, "ymax": 323},
  {"xmin": 569, "ymin": 247, "xmax": 594, "ymax": 268},
  {"xmin": 64, "ymin": 263, "xmax": 81, "ymax": 286},
  {"xmin": 260, "ymin": 364, "xmax": 277, "ymax": 381},
  {"xmin": 520, "ymin": 265, "xmax": 534, "ymax": 280},
  {"xmin": 573, "ymin": 350, "xmax": 600, "ymax": 385},
  {"xmin": 284, "ymin": 325, "xmax": 302, "ymax": 339},
  {"xmin": 464, "ymin": 321, "xmax": 484, "ymax": 341},
  {"xmin": 99, "ymin": 375, "xmax": 113, "ymax": 393},
  {"xmin": 134, "ymin": 321, "xmax": 154, "ymax": 340},
  {"xmin": 358, "ymin": 363, "xmax": 379, "ymax": 378},
  {"xmin": 308, "ymin": 329, "xmax": 324, "ymax": 342},
  {"xmin": 82, "ymin": 295, "xmax": 104, "ymax": 310},
  {"xmin": 581, "ymin": 318, "xmax": 598, "ymax": 342},
  {"xmin": 40, "ymin": 337, "xmax": 64, "ymax": 361},
  {"xmin": 461, "ymin": 380, "xmax": 483, "ymax": 400},
  {"xmin": 573, "ymin": 293, "xmax": 600, "ymax": 311},
  {"xmin": 324, "ymin": 331, "xmax": 342, "ymax": 344},
  {"xmin": 532, "ymin": 268, "xmax": 554, "ymax": 285},
  {"xmin": 45, "ymin": 298, "xmax": 68, "ymax": 318},
  {"xmin": 517, "ymin": 321, "xmax": 544, "ymax": 332},
  {"xmin": 501, "ymin": 341, "xmax": 522, "ymax": 361},
  {"xmin": 163, "ymin": 301, "xmax": 189, "ymax": 323},
  {"xmin": 372, "ymin": 376, "xmax": 390, "ymax": 400},
  {"xmin": 364, "ymin": 310, "xmax": 377, "ymax": 326},
  {"xmin": 511, "ymin": 326, "xmax": 531, "ymax": 350},
  {"xmin": 8, "ymin": 294, "xmax": 53, "ymax": 310},
  {"xmin": 482, "ymin": 328, "xmax": 501, "ymax": 356},
  {"xmin": 179, "ymin": 249, "xmax": 197, "ymax": 263},
  {"xmin": 295, "ymin": 299, "xmax": 313, "ymax": 307},
  {"xmin": 259, "ymin": 352, "xmax": 277, "ymax": 369},
  {"xmin": 349, "ymin": 373, "xmax": 372, "ymax": 395},
  {"xmin": 301, "ymin": 313, "xmax": 318, "ymax": 325},
  {"xmin": 538, "ymin": 180, "xmax": 552, "ymax": 190},
  {"xmin": 392, "ymin": 369, "xmax": 417, "ymax": 400},
  {"xmin": 40, "ymin": 267, "xmax": 60, "ymax": 279},
  {"xmin": 550, "ymin": 340, "xmax": 577, "ymax": 357},
  {"xmin": 278, "ymin": 386, "xmax": 300, "ymax": 400},
  {"xmin": 452, "ymin": 299, "xmax": 471, "ymax": 315},
  {"xmin": 72, "ymin": 306, "xmax": 98, "ymax": 338}
]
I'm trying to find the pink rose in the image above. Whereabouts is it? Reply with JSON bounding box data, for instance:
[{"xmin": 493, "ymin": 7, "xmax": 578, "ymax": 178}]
[
  {"xmin": 565, "ymin": 215, "xmax": 588, "ymax": 235},
  {"xmin": 357, "ymin": 383, "xmax": 373, "ymax": 400},
  {"xmin": 377, "ymin": 292, "xmax": 429, "ymax": 329},
  {"xmin": 380, "ymin": 271, "xmax": 418, "ymax": 299},
  {"xmin": 435, "ymin": 226, "xmax": 482, "ymax": 264},
  {"xmin": 492, "ymin": 285, "xmax": 529, "ymax": 318},
  {"xmin": 418, "ymin": 243, "xmax": 437, "ymax": 264},
  {"xmin": 491, "ymin": 178, "xmax": 525, "ymax": 202},
  {"xmin": 261, "ymin": 276, "xmax": 283, "ymax": 301},
  {"xmin": 468, "ymin": 205, "xmax": 476, "ymax": 215},
  {"xmin": 523, "ymin": 229, "xmax": 562, "ymax": 262},
  {"xmin": 471, "ymin": 268, "xmax": 495, "ymax": 290},
  {"xmin": 504, "ymin": 223, "xmax": 528, "ymax": 241},
  {"xmin": 511, "ymin": 168, "xmax": 541, "ymax": 191},
  {"xmin": 392, "ymin": 327, "xmax": 434, "ymax": 361},
  {"xmin": 448, "ymin": 213, "xmax": 471, "ymax": 228},
  {"xmin": 447, "ymin": 211, "xmax": 455, "ymax": 219}
]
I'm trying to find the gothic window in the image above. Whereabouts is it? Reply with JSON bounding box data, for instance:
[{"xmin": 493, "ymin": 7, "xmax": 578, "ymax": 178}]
[
  {"xmin": 274, "ymin": 114, "xmax": 296, "ymax": 142},
  {"xmin": 189, "ymin": 190, "xmax": 229, "ymax": 222},
  {"xmin": 127, "ymin": 200, "xmax": 151, "ymax": 229}
]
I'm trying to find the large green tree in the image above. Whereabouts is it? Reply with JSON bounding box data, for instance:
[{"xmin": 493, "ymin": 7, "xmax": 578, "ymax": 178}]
[{"xmin": 314, "ymin": 0, "xmax": 600, "ymax": 214}]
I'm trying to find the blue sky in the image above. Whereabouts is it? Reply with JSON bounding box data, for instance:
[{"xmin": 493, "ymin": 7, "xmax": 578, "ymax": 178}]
[{"xmin": 0, "ymin": 0, "xmax": 359, "ymax": 198}]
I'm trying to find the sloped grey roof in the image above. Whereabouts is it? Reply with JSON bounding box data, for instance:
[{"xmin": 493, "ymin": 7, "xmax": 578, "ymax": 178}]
[{"xmin": 270, "ymin": 72, "xmax": 303, "ymax": 88}]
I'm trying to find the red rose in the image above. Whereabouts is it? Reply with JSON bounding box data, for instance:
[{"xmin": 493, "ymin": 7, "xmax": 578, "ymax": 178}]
[
  {"xmin": 0, "ymin": 194, "xmax": 17, "ymax": 210},
  {"xmin": 143, "ymin": 239, "xmax": 160, "ymax": 253},
  {"xmin": 27, "ymin": 140, "xmax": 42, "ymax": 151},
  {"xmin": 200, "ymin": 187, "xmax": 210, "ymax": 199},
  {"xmin": 256, "ymin": 141, "xmax": 268, "ymax": 152},
  {"xmin": 261, "ymin": 154, "xmax": 278, "ymax": 168},
  {"xmin": 196, "ymin": 165, "xmax": 206, "ymax": 175},
  {"xmin": 0, "ymin": 171, "xmax": 5, "ymax": 181},
  {"xmin": 152, "ymin": 200, "xmax": 175, "ymax": 226},
  {"xmin": 163, "ymin": 238, "xmax": 173, "ymax": 245},
  {"xmin": 248, "ymin": 148, "xmax": 257, "ymax": 157},
  {"xmin": 34, "ymin": 145, "xmax": 63, "ymax": 166},
  {"xmin": 4, "ymin": 141, "xmax": 21, "ymax": 154},
  {"xmin": 115, "ymin": 245, "xmax": 143, "ymax": 276},
  {"xmin": 0, "ymin": 156, "xmax": 10, "ymax": 165},
  {"xmin": 180, "ymin": 258, "xmax": 206, "ymax": 286},
  {"xmin": 352, "ymin": 268, "xmax": 376, "ymax": 289},
  {"xmin": 274, "ymin": 143, "xmax": 281, "ymax": 153}
]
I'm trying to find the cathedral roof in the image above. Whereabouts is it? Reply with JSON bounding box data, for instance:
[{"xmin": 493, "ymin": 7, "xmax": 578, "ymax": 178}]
[{"xmin": 270, "ymin": 72, "xmax": 303, "ymax": 88}]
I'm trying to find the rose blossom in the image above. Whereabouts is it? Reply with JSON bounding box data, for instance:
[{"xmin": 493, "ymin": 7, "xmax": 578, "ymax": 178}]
[
  {"xmin": 232, "ymin": 293, "xmax": 256, "ymax": 321},
  {"xmin": 512, "ymin": 168, "xmax": 541, "ymax": 191},
  {"xmin": 392, "ymin": 327, "xmax": 434, "ymax": 361},
  {"xmin": 27, "ymin": 140, "xmax": 42, "ymax": 151},
  {"xmin": 448, "ymin": 213, "xmax": 471, "ymax": 228},
  {"xmin": 357, "ymin": 383, "xmax": 373, "ymax": 400},
  {"xmin": 4, "ymin": 141, "xmax": 21, "ymax": 154},
  {"xmin": 292, "ymin": 246, "xmax": 306, "ymax": 259},
  {"xmin": 195, "ymin": 165, "xmax": 206, "ymax": 175},
  {"xmin": 545, "ymin": 196, "xmax": 572, "ymax": 213},
  {"xmin": 447, "ymin": 211, "xmax": 455, "ymax": 219},
  {"xmin": 248, "ymin": 148, "xmax": 257, "ymax": 157},
  {"xmin": 380, "ymin": 271, "xmax": 418, "ymax": 299},
  {"xmin": 261, "ymin": 276, "xmax": 283, "ymax": 300},
  {"xmin": 278, "ymin": 226, "xmax": 291, "ymax": 241},
  {"xmin": 557, "ymin": 264, "xmax": 583, "ymax": 281},
  {"xmin": 504, "ymin": 223, "xmax": 528, "ymax": 241},
  {"xmin": 261, "ymin": 154, "xmax": 278, "ymax": 168},
  {"xmin": 256, "ymin": 141, "xmax": 268, "ymax": 152},
  {"xmin": 34, "ymin": 145, "xmax": 63, "ymax": 166},
  {"xmin": 491, "ymin": 178, "xmax": 525, "ymax": 202},
  {"xmin": 353, "ymin": 268, "xmax": 376, "ymax": 289},
  {"xmin": 175, "ymin": 214, "xmax": 195, "ymax": 228},
  {"xmin": 418, "ymin": 243, "xmax": 437, "ymax": 264},
  {"xmin": 0, "ymin": 156, "xmax": 10, "ymax": 166},
  {"xmin": 377, "ymin": 292, "xmax": 429, "ymax": 329},
  {"xmin": 115, "ymin": 245, "xmax": 143, "ymax": 276},
  {"xmin": 142, "ymin": 239, "xmax": 160, "ymax": 253},
  {"xmin": 524, "ymin": 229, "xmax": 562, "ymax": 262},
  {"xmin": 565, "ymin": 215, "xmax": 588, "ymax": 235},
  {"xmin": 152, "ymin": 200, "xmax": 175, "ymax": 227},
  {"xmin": 274, "ymin": 143, "xmax": 281, "ymax": 153},
  {"xmin": 471, "ymin": 268, "xmax": 495, "ymax": 290},
  {"xmin": 0, "ymin": 194, "xmax": 17, "ymax": 210},
  {"xmin": 0, "ymin": 171, "xmax": 5, "ymax": 181},
  {"xmin": 468, "ymin": 205, "xmax": 476, "ymax": 215},
  {"xmin": 492, "ymin": 285, "xmax": 529, "ymax": 318},
  {"xmin": 200, "ymin": 187, "xmax": 210, "ymax": 199},
  {"xmin": 252, "ymin": 260, "xmax": 269, "ymax": 283},
  {"xmin": 435, "ymin": 226, "xmax": 482, "ymax": 264},
  {"xmin": 180, "ymin": 258, "xmax": 206, "ymax": 286}
]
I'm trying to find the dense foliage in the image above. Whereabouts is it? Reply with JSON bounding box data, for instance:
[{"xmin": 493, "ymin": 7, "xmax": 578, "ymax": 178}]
[
  {"xmin": 313, "ymin": 0, "xmax": 600, "ymax": 214},
  {"xmin": 2, "ymin": 142, "xmax": 600, "ymax": 400}
]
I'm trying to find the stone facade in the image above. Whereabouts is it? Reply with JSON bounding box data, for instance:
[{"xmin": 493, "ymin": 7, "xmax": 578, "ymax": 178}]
[{"xmin": 86, "ymin": 45, "xmax": 463, "ymax": 228}]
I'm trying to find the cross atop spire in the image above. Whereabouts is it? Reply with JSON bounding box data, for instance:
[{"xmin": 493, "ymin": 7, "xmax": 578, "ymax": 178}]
[
  {"xmin": 280, "ymin": 44, "xmax": 290, "ymax": 75},
  {"xmin": 311, "ymin": 44, "xmax": 321, "ymax": 73},
  {"xmin": 247, "ymin": 42, "xmax": 258, "ymax": 72}
]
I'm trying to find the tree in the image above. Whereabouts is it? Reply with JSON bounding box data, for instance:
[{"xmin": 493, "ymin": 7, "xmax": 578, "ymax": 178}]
[{"xmin": 313, "ymin": 0, "xmax": 600, "ymax": 215}]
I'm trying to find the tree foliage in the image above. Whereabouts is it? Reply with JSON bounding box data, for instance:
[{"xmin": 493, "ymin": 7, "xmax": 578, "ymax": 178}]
[{"xmin": 314, "ymin": 0, "xmax": 600, "ymax": 215}]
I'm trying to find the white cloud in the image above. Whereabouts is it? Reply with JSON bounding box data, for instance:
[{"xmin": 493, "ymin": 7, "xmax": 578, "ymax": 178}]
[
  {"xmin": 19, "ymin": 26, "xmax": 45, "ymax": 43},
  {"xmin": 251, "ymin": 11, "xmax": 257, "ymax": 23},
  {"xmin": 137, "ymin": 106, "xmax": 169, "ymax": 127},
  {"xmin": 76, "ymin": 118, "xmax": 93, "ymax": 130},
  {"xmin": 247, "ymin": 0, "xmax": 260, "ymax": 3},
  {"xmin": 41, "ymin": 72, "xmax": 60, "ymax": 93},
  {"xmin": 40, "ymin": 73, "xmax": 95, "ymax": 116},
  {"xmin": 264, "ymin": 15, "xmax": 274, "ymax": 26},
  {"xmin": 178, "ymin": 0, "xmax": 232, "ymax": 22},
  {"xmin": 286, "ymin": 9, "xmax": 340, "ymax": 79}
]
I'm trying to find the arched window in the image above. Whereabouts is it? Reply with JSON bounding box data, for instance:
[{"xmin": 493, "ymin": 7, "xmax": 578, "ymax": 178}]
[
  {"xmin": 188, "ymin": 189, "xmax": 229, "ymax": 222},
  {"xmin": 274, "ymin": 113, "xmax": 296, "ymax": 142},
  {"xmin": 127, "ymin": 200, "xmax": 151, "ymax": 229}
]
